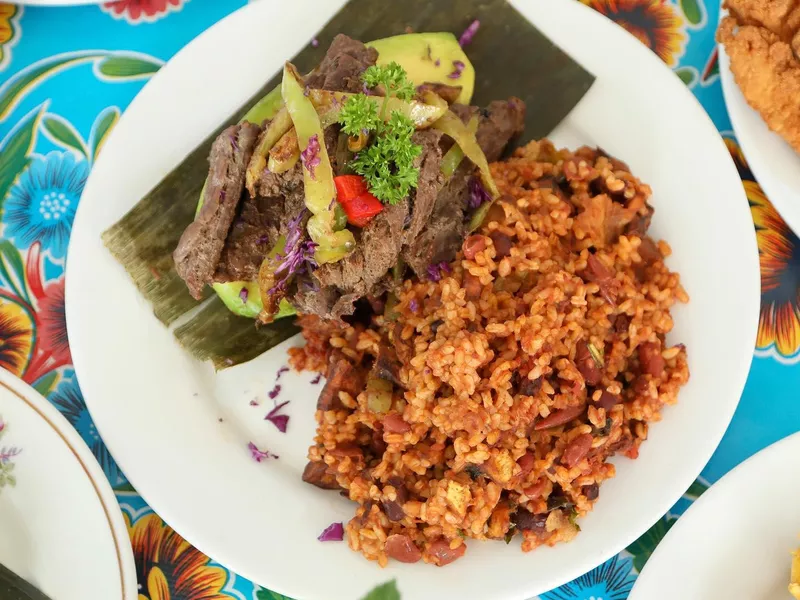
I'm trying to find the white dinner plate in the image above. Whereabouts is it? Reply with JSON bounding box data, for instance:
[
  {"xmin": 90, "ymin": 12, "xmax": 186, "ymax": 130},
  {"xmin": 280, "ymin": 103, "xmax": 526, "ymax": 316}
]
[
  {"xmin": 718, "ymin": 28, "xmax": 800, "ymax": 234},
  {"xmin": 0, "ymin": 368, "xmax": 137, "ymax": 600},
  {"xmin": 65, "ymin": 0, "xmax": 760, "ymax": 598},
  {"xmin": 13, "ymin": 0, "xmax": 104, "ymax": 5},
  {"xmin": 630, "ymin": 431, "xmax": 800, "ymax": 599}
]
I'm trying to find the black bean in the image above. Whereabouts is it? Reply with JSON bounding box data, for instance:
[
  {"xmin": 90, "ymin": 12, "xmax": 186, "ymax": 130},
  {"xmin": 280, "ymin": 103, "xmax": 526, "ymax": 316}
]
[
  {"xmin": 386, "ymin": 476, "xmax": 409, "ymax": 505},
  {"xmin": 464, "ymin": 464, "xmax": 484, "ymax": 481},
  {"xmin": 513, "ymin": 507, "xmax": 548, "ymax": 532},
  {"xmin": 592, "ymin": 417, "xmax": 613, "ymax": 437},
  {"xmin": 382, "ymin": 500, "xmax": 406, "ymax": 522},
  {"xmin": 582, "ymin": 483, "xmax": 600, "ymax": 501},
  {"xmin": 519, "ymin": 377, "xmax": 543, "ymax": 397},
  {"xmin": 546, "ymin": 495, "xmax": 573, "ymax": 512},
  {"xmin": 489, "ymin": 231, "xmax": 513, "ymax": 258}
]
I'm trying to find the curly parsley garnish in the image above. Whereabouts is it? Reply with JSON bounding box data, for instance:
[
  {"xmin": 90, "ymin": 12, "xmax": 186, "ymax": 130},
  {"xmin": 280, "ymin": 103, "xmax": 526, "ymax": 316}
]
[
  {"xmin": 351, "ymin": 112, "xmax": 421, "ymax": 205},
  {"xmin": 338, "ymin": 63, "xmax": 422, "ymax": 206},
  {"xmin": 338, "ymin": 94, "xmax": 380, "ymax": 136},
  {"xmin": 363, "ymin": 61, "xmax": 415, "ymax": 102}
]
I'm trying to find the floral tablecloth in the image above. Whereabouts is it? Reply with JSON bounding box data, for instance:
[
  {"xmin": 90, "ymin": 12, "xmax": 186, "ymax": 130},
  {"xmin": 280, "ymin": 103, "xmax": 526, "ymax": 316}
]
[{"xmin": 0, "ymin": 0, "xmax": 794, "ymax": 598}]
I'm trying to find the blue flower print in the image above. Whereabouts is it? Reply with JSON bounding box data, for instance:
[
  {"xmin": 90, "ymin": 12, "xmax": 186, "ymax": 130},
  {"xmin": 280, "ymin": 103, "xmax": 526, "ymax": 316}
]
[
  {"xmin": 49, "ymin": 378, "xmax": 125, "ymax": 486},
  {"xmin": 541, "ymin": 554, "xmax": 636, "ymax": 600},
  {"xmin": 4, "ymin": 151, "xmax": 88, "ymax": 258}
]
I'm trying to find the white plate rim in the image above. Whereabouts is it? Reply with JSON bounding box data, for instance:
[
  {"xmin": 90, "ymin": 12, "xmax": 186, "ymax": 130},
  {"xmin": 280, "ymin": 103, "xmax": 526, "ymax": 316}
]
[
  {"xmin": 717, "ymin": 9, "xmax": 800, "ymax": 234},
  {"xmin": 64, "ymin": 0, "xmax": 760, "ymax": 598},
  {"xmin": 13, "ymin": 1, "xmax": 106, "ymax": 6},
  {"xmin": 629, "ymin": 431, "xmax": 800, "ymax": 598},
  {"xmin": 0, "ymin": 367, "xmax": 138, "ymax": 600}
]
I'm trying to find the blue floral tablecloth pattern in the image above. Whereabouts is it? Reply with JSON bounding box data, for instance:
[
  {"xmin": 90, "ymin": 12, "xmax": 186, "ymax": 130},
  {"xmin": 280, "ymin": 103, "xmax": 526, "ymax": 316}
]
[{"xmin": 0, "ymin": 1, "xmax": 796, "ymax": 598}]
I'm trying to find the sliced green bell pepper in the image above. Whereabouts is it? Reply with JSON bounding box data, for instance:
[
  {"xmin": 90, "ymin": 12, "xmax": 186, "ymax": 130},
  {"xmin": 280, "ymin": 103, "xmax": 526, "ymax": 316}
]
[{"xmin": 281, "ymin": 62, "xmax": 355, "ymax": 264}]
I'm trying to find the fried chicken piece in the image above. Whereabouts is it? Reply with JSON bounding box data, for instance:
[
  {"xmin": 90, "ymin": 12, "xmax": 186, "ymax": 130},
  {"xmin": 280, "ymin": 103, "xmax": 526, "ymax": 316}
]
[
  {"xmin": 718, "ymin": 16, "xmax": 800, "ymax": 153},
  {"xmin": 725, "ymin": 0, "xmax": 800, "ymax": 37}
]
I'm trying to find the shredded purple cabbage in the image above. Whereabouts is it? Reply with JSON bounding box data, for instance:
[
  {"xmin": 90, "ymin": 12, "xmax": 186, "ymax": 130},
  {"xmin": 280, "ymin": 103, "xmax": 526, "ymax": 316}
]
[
  {"xmin": 276, "ymin": 365, "xmax": 290, "ymax": 380},
  {"xmin": 311, "ymin": 37, "xmax": 319, "ymax": 47},
  {"xmin": 248, "ymin": 442, "xmax": 278, "ymax": 462},
  {"xmin": 239, "ymin": 288, "xmax": 248, "ymax": 303},
  {"xmin": 265, "ymin": 400, "xmax": 290, "ymax": 433},
  {"xmin": 318, "ymin": 522, "xmax": 344, "ymax": 542},
  {"xmin": 301, "ymin": 134, "xmax": 321, "ymax": 180},
  {"xmin": 435, "ymin": 58, "xmax": 441, "ymax": 67},
  {"xmin": 256, "ymin": 235, "xmax": 269, "ymax": 245},
  {"xmin": 268, "ymin": 384, "xmax": 282, "ymax": 400},
  {"xmin": 427, "ymin": 261, "xmax": 452, "ymax": 282},
  {"xmin": 468, "ymin": 177, "xmax": 491, "ymax": 209},
  {"xmin": 303, "ymin": 86, "xmax": 310, "ymax": 97},
  {"xmin": 409, "ymin": 298, "xmax": 419, "ymax": 313},
  {"xmin": 230, "ymin": 132, "xmax": 239, "ymax": 151},
  {"xmin": 249, "ymin": 398, "xmax": 260, "ymax": 406},
  {"xmin": 311, "ymin": 373, "xmax": 322, "ymax": 385},
  {"xmin": 268, "ymin": 209, "xmax": 319, "ymax": 299},
  {"xmin": 459, "ymin": 20, "xmax": 481, "ymax": 47},
  {"xmin": 448, "ymin": 60, "xmax": 465, "ymax": 79}
]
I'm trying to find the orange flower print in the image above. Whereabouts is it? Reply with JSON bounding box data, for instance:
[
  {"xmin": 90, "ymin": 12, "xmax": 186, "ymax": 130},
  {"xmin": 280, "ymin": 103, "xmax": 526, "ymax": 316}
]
[
  {"xmin": 126, "ymin": 512, "xmax": 231, "ymax": 600},
  {"xmin": 0, "ymin": 299, "xmax": 33, "ymax": 377},
  {"xmin": 0, "ymin": 3, "xmax": 21, "ymax": 70},
  {"xmin": 725, "ymin": 137, "xmax": 800, "ymax": 361},
  {"xmin": 582, "ymin": 0, "xmax": 687, "ymax": 67},
  {"xmin": 750, "ymin": 185, "xmax": 800, "ymax": 360}
]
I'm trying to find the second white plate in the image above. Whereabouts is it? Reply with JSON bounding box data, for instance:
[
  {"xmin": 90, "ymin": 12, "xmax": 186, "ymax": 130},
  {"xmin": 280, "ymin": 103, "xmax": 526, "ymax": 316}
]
[
  {"xmin": 630, "ymin": 431, "xmax": 800, "ymax": 599},
  {"xmin": 0, "ymin": 368, "xmax": 137, "ymax": 600},
  {"xmin": 718, "ymin": 36, "xmax": 800, "ymax": 234}
]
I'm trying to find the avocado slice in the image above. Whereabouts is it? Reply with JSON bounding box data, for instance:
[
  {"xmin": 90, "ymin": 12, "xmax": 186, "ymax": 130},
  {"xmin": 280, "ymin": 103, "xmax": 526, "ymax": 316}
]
[
  {"xmin": 242, "ymin": 86, "xmax": 283, "ymax": 124},
  {"xmin": 214, "ymin": 280, "xmax": 295, "ymax": 319},
  {"xmin": 367, "ymin": 32, "xmax": 474, "ymax": 104},
  {"xmin": 204, "ymin": 33, "xmax": 473, "ymax": 319}
]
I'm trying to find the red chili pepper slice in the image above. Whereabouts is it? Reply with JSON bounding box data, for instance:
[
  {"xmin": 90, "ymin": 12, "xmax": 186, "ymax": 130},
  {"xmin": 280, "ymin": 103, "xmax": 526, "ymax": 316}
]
[
  {"xmin": 334, "ymin": 175, "xmax": 384, "ymax": 227},
  {"xmin": 334, "ymin": 174, "xmax": 369, "ymax": 201}
]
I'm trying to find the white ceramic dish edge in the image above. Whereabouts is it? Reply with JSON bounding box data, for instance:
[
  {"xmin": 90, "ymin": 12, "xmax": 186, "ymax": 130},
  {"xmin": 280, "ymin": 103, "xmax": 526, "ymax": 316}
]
[{"xmin": 0, "ymin": 367, "xmax": 138, "ymax": 600}]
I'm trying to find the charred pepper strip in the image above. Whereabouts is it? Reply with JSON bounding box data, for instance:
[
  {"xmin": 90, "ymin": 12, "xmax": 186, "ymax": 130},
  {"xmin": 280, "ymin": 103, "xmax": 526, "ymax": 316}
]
[
  {"xmin": 431, "ymin": 109, "xmax": 499, "ymax": 199},
  {"xmin": 308, "ymin": 89, "xmax": 445, "ymax": 129},
  {"xmin": 281, "ymin": 62, "xmax": 355, "ymax": 264},
  {"xmin": 268, "ymin": 127, "xmax": 301, "ymax": 174},
  {"xmin": 245, "ymin": 107, "xmax": 294, "ymax": 195},
  {"xmin": 440, "ymin": 115, "xmax": 479, "ymax": 178},
  {"xmin": 265, "ymin": 90, "xmax": 446, "ymax": 170}
]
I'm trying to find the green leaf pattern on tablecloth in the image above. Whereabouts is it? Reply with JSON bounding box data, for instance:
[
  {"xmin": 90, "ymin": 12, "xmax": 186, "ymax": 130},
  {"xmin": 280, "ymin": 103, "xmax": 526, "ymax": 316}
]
[
  {"xmin": 95, "ymin": 54, "xmax": 163, "ymax": 79},
  {"xmin": 90, "ymin": 106, "xmax": 120, "ymax": 162},
  {"xmin": 679, "ymin": 0, "xmax": 706, "ymax": 27},
  {"xmin": 0, "ymin": 104, "xmax": 42, "ymax": 219},
  {"xmin": 675, "ymin": 65, "xmax": 698, "ymax": 87},
  {"xmin": 626, "ymin": 516, "xmax": 678, "ymax": 573},
  {"xmin": 42, "ymin": 114, "xmax": 89, "ymax": 158}
]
